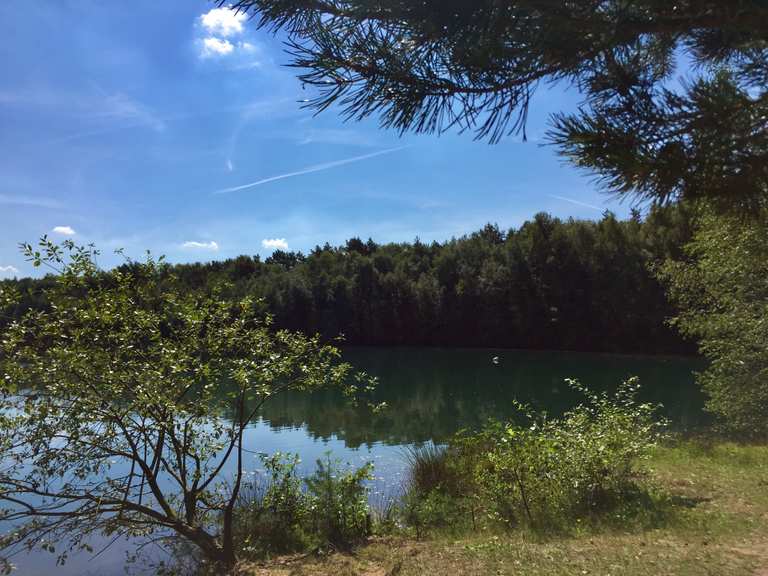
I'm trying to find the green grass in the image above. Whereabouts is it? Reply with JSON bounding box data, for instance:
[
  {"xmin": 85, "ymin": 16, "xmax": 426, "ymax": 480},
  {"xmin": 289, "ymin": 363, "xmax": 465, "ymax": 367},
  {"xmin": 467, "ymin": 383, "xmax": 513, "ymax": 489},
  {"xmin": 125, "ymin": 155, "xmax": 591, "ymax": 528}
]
[{"xmin": 239, "ymin": 440, "xmax": 768, "ymax": 576}]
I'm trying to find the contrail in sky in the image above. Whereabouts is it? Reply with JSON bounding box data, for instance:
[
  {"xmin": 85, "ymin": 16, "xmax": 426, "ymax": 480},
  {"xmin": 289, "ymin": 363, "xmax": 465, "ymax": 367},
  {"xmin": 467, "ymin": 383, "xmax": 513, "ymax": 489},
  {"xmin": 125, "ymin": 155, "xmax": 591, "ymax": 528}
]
[
  {"xmin": 546, "ymin": 194, "xmax": 603, "ymax": 212},
  {"xmin": 212, "ymin": 145, "xmax": 411, "ymax": 194}
]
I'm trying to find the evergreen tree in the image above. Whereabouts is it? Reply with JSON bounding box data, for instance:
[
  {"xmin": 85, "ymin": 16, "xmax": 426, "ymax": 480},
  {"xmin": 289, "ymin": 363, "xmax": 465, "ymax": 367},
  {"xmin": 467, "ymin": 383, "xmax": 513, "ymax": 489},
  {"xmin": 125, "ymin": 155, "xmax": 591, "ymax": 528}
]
[{"xmin": 228, "ymin": 0, "xmax": 767, "ymax": 210}]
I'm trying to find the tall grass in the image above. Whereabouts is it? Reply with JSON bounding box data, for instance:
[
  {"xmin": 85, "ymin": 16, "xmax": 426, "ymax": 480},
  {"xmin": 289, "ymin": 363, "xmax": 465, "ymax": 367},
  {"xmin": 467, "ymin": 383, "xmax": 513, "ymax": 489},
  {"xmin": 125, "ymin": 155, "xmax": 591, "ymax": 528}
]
[{"xmin": 403, "ymin": 444, "xmax": 453, "ymax": 495}]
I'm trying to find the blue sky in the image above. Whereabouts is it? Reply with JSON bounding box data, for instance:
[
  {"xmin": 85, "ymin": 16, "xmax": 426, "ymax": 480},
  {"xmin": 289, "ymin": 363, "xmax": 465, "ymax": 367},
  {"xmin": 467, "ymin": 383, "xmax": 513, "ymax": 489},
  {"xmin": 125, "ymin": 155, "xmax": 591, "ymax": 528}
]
[{"xmin": 0, "ymin": 1, "xmax": 635, "ymax": 278}]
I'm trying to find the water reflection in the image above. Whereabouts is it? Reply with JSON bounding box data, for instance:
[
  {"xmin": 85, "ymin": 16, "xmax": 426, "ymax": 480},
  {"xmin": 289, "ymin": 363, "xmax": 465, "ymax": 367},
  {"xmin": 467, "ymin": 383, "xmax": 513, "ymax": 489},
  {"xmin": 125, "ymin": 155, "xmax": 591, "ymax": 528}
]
[{"xmin": 258, "ymin": 347, "xmax": 706, "ymax": 447}]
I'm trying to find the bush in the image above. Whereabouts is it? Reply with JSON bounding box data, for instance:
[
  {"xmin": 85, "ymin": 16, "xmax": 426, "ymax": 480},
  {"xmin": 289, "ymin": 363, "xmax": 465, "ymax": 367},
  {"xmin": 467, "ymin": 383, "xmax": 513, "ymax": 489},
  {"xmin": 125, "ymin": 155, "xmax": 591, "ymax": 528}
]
[
  {"xmin": 369, "ymin": 492, "xmax": 402, "ymax": 535},
  {"xmin": 403, "ymin": 378, "xmax": 667, "ymax": 532},
  {"xmin": 471, "ymin": 378, "xmax": 666, "ymax": 528},
  {"xmin": 305, "ymin": 454, "xmax": 374, "ymax": 549},
  {"xmin": 231, "ymin": 452, "xmax": 373, "ymax": 560},
  {"xmin": 232, "ymin": 453, "xmax": 310, "ymax": 559}
]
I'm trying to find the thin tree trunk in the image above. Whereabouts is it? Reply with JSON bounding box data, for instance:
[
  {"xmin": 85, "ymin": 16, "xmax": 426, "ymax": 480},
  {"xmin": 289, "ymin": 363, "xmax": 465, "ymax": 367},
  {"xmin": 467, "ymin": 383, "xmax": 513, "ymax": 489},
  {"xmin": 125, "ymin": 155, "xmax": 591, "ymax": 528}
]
[
  {"xmin": 514, "ymin": 468, "xmax": 534, "ymax": 526},
  {"xmin": 221, "ymin": 389, "xmax": 246, "ymax": 570}
]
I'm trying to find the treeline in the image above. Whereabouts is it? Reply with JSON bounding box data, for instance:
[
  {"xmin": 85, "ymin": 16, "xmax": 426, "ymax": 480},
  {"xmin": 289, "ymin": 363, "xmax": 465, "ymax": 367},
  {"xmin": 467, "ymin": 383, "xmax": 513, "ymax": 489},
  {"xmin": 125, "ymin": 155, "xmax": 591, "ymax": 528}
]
[
  {"xmin": 2, "ymin": 206, "xmax": 696, "ymax": 354},
  {"xmin": 165, "ymin": 206, "xmax": 695, "ymax": 353}
]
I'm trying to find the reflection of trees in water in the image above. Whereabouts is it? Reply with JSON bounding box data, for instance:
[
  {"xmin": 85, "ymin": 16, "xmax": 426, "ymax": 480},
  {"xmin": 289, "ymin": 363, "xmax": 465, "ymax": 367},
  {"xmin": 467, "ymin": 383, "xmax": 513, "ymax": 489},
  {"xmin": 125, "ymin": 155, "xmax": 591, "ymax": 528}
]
[{"xmin": 255, "ymin": 349, "xmax": 706, "ymax": 448}]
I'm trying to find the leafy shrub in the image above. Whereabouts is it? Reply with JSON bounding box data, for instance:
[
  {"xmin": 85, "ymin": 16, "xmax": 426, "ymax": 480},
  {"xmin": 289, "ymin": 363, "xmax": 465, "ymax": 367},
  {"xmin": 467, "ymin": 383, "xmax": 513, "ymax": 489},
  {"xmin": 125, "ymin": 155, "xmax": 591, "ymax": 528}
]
[
  {"xmin": 401, "ymin": 487, "xmax": 476, "ymax": 538},
  {"xmin": 369, "ymin": 493, "xmax": 403, "ymax": 535},
  {"xmin": 305, "ymin": 454, "xmax": 373, "ymax": 549},
  {"xmin": 231, "ymin": 452, "xmax": 373, "ymax": 559},
  {"xmin": 232, "ymin": 453, "xmax": 310, "ymax": 558},
  {"xmin": 470, "ymin": 378, "xmax": 667, "ymax": 529},
  {"xmin": 402, "ymin": 378, "xmax": 667, "ymax": 533}
]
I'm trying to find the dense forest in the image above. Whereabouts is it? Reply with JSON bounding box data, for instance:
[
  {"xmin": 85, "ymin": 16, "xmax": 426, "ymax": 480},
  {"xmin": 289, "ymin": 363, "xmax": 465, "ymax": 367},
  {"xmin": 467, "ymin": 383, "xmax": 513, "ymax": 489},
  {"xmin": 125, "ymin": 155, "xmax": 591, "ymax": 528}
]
[{"xmin": 3, "ymin": 205, "xmax": 695, "ymax": 355}]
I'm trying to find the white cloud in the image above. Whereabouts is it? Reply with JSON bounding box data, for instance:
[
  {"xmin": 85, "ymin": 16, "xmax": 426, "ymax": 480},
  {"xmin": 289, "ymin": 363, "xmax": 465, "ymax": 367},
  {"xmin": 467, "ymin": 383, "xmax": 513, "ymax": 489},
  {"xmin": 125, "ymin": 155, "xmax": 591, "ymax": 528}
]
[
  {"xmin": 200, "ymin": 37, "xmax": 235, "ymax": 58},
  {"xmin": 200, "ymin": 7, "xmax": 246, "ymax": 37},
  {"xmin": 0, "ymin": 265, "xmax": 19, "ymax": 276},
  {"xmin": 182, "ymin": 240, "xmax": 220, "ymax": 251},
  {"xmin": 196, "ymin": 8, "xmax": 262, "ymax": 63},
  {"xmin": 52, "ymin": 225, "xmax": 76, "ymax": 236},
  {"xmin": 196, "ymin": 38, "xmax": 261, "ymax": 63},
  {"xmin": 226, "ymin": 159, "xmax": 234, "ymax": 172},
  {"xmin": 262, "ymin": 238, "xmax": 289, "ymax": 251}
]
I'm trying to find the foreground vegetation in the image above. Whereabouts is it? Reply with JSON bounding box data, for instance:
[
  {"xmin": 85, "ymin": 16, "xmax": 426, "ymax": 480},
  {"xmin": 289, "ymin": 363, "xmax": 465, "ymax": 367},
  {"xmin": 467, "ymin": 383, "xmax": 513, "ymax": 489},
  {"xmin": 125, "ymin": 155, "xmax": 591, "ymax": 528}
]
[
  {"xmin": 2, "ymin": 201, "xmax": 764, "ymax": 573},
  {"xmin": 398, "ymin": 379, "xmax": 666, "ymax": 535},
  {"xmin": 237, "ymin": 441, "xmax": 768, "ymax": 576},
  {"xmin": 219, "ymin": 379, "xmax": 768, "ymax": 576},
  {"xmin": 201, "ymin": 379, "xmax": 767, "ymax": 576},
  {"xmin": 0, "ymin": 240, "xmax": 374, "ymax": 572}
]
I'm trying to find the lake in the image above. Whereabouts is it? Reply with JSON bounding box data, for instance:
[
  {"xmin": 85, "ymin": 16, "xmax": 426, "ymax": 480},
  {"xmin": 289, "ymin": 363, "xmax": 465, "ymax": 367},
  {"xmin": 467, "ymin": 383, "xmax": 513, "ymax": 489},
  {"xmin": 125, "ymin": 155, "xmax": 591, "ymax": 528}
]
[{"xmin": 7, "ymin": 347, "xmax": 704, "ymax": 575}]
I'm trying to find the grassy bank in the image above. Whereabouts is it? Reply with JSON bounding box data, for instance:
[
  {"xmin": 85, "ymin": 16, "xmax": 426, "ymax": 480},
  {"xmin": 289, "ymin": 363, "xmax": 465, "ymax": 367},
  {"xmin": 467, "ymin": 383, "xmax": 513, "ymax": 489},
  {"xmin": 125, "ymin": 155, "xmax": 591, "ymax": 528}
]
[{"xmin": 238, "ymin": 441, "xmax": 768, "ymax": 576}]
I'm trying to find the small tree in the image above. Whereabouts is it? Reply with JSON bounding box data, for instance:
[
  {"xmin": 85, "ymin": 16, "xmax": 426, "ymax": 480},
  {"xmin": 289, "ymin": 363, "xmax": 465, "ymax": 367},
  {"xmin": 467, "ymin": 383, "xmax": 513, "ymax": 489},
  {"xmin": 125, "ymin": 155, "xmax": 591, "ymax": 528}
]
[
  {"xmin": 0, "ymin": 238, "xmax": 365, "ymax": 572},
  {"xmin": 657, "ymin": 207, "xmax": 768, "ymax": 438}
]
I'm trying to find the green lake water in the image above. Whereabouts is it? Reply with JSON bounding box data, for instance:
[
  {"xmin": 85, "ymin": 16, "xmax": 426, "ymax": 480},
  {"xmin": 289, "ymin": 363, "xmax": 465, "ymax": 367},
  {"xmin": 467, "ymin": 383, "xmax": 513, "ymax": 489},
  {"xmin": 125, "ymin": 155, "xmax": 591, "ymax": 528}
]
[{"xmin": 261, "ymin": 347, "xmax": 707, "ymax": 446}]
